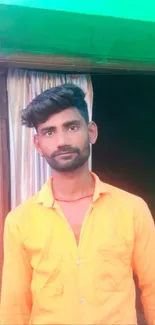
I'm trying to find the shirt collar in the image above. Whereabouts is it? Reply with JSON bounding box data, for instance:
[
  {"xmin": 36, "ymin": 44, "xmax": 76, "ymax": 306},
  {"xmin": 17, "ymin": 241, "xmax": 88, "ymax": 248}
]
[
  {"xmin": 36, "ymin": 178, "xmax": 54, "ymax": 208},
  {"xmin": 36, "ymin": 172, "xmax": 109, "ymax": 208},
  {"xmin": 92, "ymin": 172, "xmax": 108, "ymax": 202}
]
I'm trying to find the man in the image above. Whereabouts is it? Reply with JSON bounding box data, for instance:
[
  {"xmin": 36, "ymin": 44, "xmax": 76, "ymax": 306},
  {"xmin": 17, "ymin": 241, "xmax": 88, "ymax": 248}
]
[{"xmin": 1, "ymin": 84, "xmax": 155, "ymax": 325}]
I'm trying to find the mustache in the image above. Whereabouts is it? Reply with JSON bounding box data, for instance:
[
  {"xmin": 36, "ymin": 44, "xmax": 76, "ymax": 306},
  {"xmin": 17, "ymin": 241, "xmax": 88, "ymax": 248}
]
[{"xmin": 51, "ymin": 146, "xmax": 80, "ymax": 158}]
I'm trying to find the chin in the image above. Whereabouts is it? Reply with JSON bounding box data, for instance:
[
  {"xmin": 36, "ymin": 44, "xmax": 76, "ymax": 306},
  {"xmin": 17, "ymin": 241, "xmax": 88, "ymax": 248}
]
[{"xmin": 55, "ymin": 162, "xmax": 86, "ymax": 173}]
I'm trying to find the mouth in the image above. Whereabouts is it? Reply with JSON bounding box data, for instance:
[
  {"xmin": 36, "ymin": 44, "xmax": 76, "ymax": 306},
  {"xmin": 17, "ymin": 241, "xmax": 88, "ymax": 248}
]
[{"xmin": 55, "ymin": 152, "xmax": 76, "ymax": 157}]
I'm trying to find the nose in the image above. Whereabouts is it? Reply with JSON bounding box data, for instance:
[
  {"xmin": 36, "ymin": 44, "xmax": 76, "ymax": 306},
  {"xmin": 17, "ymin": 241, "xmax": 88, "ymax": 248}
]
[{"xmin": 55, "ymin": 130, "xmax": 70, "ymax": 148}]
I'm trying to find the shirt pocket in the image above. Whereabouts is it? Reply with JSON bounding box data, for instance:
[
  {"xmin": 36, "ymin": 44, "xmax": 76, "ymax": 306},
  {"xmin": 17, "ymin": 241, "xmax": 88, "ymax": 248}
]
[
  {"xmin": 31, "ymin": 253, "xmax": 64, "ymax": 298},
  {"xmin": 94, "ymin": 243, "xmax": 133, "ymax": 295},
  {"xmin": 31, "ymin": 258, "xmax": 64, "ymax": 320}
]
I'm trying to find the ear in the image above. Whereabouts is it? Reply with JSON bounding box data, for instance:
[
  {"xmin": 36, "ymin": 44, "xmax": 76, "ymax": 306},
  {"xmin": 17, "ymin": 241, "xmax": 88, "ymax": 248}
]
[
  {"xmin": 34, "ymin": 135, "xmax": 43, "ymax": 156},
  {"xmin": 88, "ymin": 121, "xmax": 98, "ymax": 144}
]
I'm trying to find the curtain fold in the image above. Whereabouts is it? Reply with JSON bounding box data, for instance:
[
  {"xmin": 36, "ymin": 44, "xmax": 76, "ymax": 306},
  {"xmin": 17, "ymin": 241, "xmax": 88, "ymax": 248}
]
[{"xmin": 7, "ymin": 69, "xmax": 93, "ymax": 208}]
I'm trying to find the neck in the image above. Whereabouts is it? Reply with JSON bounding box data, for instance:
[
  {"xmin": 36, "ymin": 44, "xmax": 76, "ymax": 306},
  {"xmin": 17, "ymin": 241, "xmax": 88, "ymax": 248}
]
[{"xmin": 52, "ymin": 163, "xmax": 95, "ymax": 200}]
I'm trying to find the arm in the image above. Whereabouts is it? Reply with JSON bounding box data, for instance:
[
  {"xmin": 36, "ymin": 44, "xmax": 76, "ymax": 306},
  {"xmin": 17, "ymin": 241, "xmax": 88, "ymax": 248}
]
[
  {"xmin": 133, "ymin": 198, "xmax": 155, "ymax": 325},
  {"xmin": 0, "ymin": 214, "xmax": 32, "ymax": 325}
]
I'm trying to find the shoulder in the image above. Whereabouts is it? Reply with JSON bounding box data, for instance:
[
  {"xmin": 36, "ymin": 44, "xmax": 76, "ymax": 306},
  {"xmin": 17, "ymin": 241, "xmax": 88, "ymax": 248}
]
[
  {"xmin": 100, "ymin": 182, "xmax": 154, "ymax": 239},
  {"xmin": 94, "ymin": 172, "xmax": 148, "ymax": 212},
  {"xmin": 5, "ymin": 194, "xmax": 38, "ymax": 232},
  {"xmin": 103, "ymin": 182, "xmax": 153, "ymax": 225},
  {"xmin": 100, "ymin": 181, "xmax": 152, "ymax": 222},
  {"xmin": 104, "ymin": 182, "xmax": 146, "ymax": 207}
]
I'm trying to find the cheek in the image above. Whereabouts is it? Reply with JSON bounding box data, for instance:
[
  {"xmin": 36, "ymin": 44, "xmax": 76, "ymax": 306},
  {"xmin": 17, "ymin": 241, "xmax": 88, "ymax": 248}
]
[
  {"xmin": 39, "ymin": 139, "xmax": 55, "ymax": 155},
  {"xmin": 78, "ymin": 134, "xmax": 90, "ymax": 150}
]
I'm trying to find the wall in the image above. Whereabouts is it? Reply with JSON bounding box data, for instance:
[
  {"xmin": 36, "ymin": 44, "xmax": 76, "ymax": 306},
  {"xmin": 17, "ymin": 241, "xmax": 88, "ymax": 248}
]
[
  {"xmin": 1, "ymin": 0, "xmax": 155, "ymax": 21},
  {"xmin": 0, "ymin": 1, "xmax": 155, "ymax": 68}
]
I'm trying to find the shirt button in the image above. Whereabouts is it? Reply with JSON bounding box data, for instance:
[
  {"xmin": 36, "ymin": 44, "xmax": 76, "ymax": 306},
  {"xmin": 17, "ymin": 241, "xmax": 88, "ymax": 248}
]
[
  {"xmin": 80, "ymin": 298, "xmax": 84, "ymax": 303},
  {"xmin": 76, "ymin": 259, "xmax": 81, "ymax": 265}
]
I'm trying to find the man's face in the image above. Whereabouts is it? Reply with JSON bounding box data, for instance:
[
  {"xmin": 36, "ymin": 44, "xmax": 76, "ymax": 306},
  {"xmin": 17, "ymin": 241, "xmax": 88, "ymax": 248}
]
[{"xmin": 34, "ymin": 107, "xmax": 97, "ymax": 172}]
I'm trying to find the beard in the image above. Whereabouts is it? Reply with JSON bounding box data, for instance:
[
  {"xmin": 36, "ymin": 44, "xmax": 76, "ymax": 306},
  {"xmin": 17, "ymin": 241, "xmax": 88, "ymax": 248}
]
[{"xmin": 45, "ymin": 143, "xmax": 90, "ymax": 172}]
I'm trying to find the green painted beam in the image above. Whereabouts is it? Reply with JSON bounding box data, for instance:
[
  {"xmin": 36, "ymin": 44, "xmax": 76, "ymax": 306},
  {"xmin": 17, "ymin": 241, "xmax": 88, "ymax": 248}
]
[{"xmin": 0, "ymin": 3, "xmax": 155, "ymax": 67}]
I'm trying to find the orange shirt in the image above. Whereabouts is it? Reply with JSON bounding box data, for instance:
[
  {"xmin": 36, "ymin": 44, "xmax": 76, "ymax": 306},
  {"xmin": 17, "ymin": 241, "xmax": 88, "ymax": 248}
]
[{"xmin": 1, "ymin": 173, "xmax": 155, "ymax": 325}]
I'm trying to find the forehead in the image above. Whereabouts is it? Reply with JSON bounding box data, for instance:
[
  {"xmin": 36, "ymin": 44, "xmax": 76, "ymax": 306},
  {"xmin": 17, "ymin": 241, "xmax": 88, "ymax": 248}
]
[{"xmin": 38, "ymin": 107, "xmax": 84, "ymax": 130}]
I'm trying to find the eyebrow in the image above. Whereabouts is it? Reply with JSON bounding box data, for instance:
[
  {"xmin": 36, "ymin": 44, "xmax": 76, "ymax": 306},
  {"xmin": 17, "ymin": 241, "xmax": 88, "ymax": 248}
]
[
  {"xmin": 39, "ymin": 119, "xmax": 81, "ymax": 134},
  {"xmin": 62, "ymin": 119, "xmax": 81, "ymax": 128},
  {"xmin": 39, "ymin": 126, "xmax": 54, "ymax": 134}
]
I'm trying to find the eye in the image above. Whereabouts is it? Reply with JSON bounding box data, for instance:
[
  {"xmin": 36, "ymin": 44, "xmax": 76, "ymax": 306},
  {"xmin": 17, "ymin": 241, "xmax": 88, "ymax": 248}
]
[
  {"xmin": 68, "ymin": 125, "xmax": 78, "ymax": 131},
  {"xmin": 46, "ymin": 130, "xmax": 54, "ymax": 137}
]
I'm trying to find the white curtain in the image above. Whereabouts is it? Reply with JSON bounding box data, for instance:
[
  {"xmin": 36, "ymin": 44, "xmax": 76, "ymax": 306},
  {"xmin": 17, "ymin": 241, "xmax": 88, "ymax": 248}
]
[{"xmin": 7, "ymin": 69, "xmax": 93, "ymax": 208}]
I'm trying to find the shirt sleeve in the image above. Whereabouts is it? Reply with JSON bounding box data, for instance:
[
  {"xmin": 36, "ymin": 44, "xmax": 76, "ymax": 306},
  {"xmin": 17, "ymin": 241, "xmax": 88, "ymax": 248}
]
[
  {"xmin": 0, "ymin": 214, "xmax": 32, "ymax": 325},
  {"xmin": 133, "ymin": 198, "xmax": 155, "ymax": 325}
]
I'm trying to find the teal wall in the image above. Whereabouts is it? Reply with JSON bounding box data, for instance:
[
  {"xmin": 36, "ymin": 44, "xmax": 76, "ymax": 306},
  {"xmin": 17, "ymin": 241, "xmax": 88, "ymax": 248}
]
[
  {"xmin": 0, "ymin": 1, "xmax": 155, "ymax": 68},
  {"xmin": 1, "ymin": 0, "xmax": 155, "ymax": 22}
]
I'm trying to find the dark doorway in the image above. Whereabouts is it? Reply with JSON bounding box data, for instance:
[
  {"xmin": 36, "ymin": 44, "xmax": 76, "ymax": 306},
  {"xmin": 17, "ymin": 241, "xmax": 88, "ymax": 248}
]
[
  {"xmin": 92, "ymin": 73, "xmax": 155, "ymax": 324},
  {"xmin": 92, "ymin": 74, "xmax": 155, "ymax": 217}
]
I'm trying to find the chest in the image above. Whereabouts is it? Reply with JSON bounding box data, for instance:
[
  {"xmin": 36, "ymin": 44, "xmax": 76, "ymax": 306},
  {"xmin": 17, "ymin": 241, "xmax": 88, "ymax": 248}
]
[
  {"xmin": 25, "ymin": 198, "xmax": 135, "ymax": 260},
  {"xmin": 57, "ymin": 197, "xmax": 93, "ymax": 243},
  {"xmin": 28, "ymin": 203, "xmax": 134, "ymax": 298},
  {"xmin": 58, "ymin": 197, "xmax": 92, "ymax": 225}
]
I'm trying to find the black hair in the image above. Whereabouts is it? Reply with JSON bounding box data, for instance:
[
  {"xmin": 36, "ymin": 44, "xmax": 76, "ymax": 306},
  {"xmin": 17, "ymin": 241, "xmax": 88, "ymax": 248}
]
[{"xmin": 21, "ymin": 83, "xmax": 89, "ymax": 129}]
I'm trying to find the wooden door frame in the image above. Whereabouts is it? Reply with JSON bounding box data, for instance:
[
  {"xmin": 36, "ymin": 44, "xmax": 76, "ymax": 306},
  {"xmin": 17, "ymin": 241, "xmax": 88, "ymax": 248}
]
[
  {"xmin": 1, "ymin": 53, "xmax": 155, "ymax": 73},
  {"xmin": 0, "ymin": 68, "xmax": 10, "ymax": 287},
  {"xmin": 0, "ymin": 56, "xmax": 150, "ymax": 324}
]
